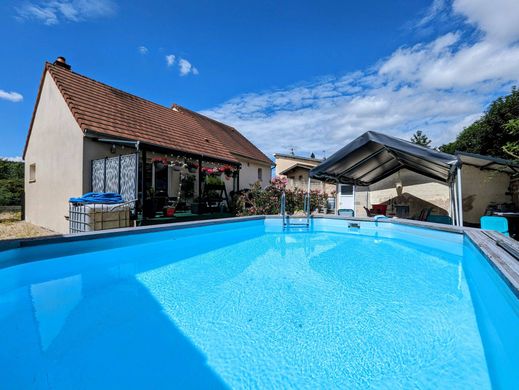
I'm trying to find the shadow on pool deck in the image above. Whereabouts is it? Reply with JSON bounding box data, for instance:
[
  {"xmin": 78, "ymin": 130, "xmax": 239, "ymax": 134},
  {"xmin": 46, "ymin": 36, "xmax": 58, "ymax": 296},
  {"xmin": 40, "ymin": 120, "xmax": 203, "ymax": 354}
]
[{"xmin": 1, "ymin": 275, "xmax": 229, "ymax": 389}]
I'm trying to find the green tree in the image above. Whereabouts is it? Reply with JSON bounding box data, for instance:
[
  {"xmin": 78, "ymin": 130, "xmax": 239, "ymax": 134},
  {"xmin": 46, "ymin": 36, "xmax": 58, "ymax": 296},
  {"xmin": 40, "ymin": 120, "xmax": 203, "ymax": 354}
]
[
  {"xmin": 503, "ymin": 118, "xmax": 519, "ymax": 159},
  {"xmin": 0, "ymin": 159, "xmax": 24, "ymax": 206},
  {"xmin": 439, "ymin": 87, "xmax": 519, "ymax": 159},
  {"xmin": 410, "ymin": 130, "xmax": 431, "ymax": 148}
]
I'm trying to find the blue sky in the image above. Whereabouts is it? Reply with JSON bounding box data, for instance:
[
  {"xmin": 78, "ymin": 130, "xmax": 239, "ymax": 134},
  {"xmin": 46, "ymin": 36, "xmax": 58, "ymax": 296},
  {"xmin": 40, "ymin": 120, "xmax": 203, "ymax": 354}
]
[{"xmin": 1, "ymin": 0, "xmax": 519, "ymax": 160}]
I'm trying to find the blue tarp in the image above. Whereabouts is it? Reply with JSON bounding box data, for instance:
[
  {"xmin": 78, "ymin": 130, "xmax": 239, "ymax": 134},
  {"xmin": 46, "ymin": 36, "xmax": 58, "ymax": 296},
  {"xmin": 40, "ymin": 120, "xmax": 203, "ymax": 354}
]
[{"xmin": 69, "ymin": 192, "xmax": 124, "ymax": 204}]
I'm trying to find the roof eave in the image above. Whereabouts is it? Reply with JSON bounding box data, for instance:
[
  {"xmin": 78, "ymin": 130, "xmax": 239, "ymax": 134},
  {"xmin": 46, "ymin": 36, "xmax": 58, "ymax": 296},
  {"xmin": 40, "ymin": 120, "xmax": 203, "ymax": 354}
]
[
  {"xmin": 22, "ymin": 63, "xmax": 51, "ymax": 159},
  {"xmin": 84, "ymin": 129, "xmax": 240, "ymax": 165}
]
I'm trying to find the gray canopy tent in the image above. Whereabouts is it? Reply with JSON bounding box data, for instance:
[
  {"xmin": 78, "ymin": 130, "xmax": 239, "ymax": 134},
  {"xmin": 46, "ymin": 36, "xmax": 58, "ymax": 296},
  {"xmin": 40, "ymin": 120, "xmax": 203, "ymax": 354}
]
[{"xmin": 309, "ymin": 131, "xmax": 464, "ymax": 226}]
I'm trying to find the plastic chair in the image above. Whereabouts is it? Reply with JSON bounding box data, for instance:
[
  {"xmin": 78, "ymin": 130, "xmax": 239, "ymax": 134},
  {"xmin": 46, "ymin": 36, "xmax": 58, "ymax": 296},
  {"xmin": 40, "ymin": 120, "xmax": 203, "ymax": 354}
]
[{"xmin": 480, "ymin": 216, "xmax": 509, "ymax": 236}]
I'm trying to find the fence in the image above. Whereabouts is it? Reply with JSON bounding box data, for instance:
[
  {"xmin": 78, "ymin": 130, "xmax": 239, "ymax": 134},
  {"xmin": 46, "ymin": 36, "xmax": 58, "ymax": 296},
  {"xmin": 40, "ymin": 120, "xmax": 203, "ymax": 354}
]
[{"xmin": 91, "ymin": 153, "xmax": 139, "ymax": 202}]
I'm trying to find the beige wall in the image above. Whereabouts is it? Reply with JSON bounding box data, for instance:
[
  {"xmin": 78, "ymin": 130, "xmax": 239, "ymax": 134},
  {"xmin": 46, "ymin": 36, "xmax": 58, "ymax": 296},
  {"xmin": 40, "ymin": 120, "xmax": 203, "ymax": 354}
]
[
  {"xmin": 461, "ymin": 165, "xmax": 512, "ymax": 224},
  {"xmin": 238, "ymin": 157, "xmax": 272, "ymax": 190},
  {"xmin": 274, "ymin": 155, "xmax": 320, "ymax": 176},
  {"xmin": 24, "ymin": 72, "xmax": 84, "ymax": 233},
  {"xmin": 274, "ymin": 155, "xmax": 334, "ymax": 193},
  {"xmin": 358, "ymin": 166, "xmax": 512, "ymax": 224},
  {"xmin": 82, "ymin": 139, "xmax": 137, "ymax": 193},
  {"xmin": 363, "ymin": 169, "xmax": 450, "ymax": 218}
]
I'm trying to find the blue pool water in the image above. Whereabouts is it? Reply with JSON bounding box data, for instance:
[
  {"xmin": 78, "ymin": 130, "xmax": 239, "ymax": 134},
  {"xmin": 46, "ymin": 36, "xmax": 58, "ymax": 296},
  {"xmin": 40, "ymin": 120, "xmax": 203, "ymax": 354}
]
[{"xmin": 0, "ymin": 219, "xmax": 518, "ymax": 389}]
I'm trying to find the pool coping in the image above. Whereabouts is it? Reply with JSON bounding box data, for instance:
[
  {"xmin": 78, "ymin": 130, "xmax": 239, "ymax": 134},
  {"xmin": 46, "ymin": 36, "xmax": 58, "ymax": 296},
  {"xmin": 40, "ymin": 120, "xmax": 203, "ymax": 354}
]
[{"xmin": 0, "ymin": 215, "xmax": 517, "ymax": 297}]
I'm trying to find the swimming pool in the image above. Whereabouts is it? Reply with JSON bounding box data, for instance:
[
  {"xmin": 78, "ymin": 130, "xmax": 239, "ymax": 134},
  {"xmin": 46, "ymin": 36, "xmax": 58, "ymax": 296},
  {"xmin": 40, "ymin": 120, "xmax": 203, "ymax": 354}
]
[{"xmin": 0, "ymin": 217, "xmax": 518, "ymax": 389}]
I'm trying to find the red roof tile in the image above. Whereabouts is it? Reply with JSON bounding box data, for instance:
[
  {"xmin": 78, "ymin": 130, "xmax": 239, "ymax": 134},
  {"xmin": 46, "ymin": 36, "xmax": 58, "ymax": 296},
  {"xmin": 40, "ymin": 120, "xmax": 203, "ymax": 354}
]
[
  {"xmin": 24, "ymin": 62, "xmax": 271, "ymax": 165},
  {"xmin": 173, "ymin": 104, "xmax": 272, "ymax": 164}
]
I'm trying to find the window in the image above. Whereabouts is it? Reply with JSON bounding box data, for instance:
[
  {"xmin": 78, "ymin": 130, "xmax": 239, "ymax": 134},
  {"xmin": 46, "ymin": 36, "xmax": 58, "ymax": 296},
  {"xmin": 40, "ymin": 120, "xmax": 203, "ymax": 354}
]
[
  {"xmin": 340, "ymin": 184, "xmax": 353, "ymax": 195},
  {"xmin": 257, "ymin": 167, "xmax": 263, "ymax": 181},
  {"xmin": 29, "ymin": 163, "xmax": 36, "ymax": 183}
]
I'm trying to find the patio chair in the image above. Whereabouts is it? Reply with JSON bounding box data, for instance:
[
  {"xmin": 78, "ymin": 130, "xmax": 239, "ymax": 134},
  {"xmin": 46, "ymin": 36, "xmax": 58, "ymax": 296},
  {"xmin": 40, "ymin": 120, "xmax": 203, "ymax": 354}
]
[
  {"xmin": 363, "ymin": 206, "xmax": 373, "ymax": 217},
  {"xmin": 417, "ymin": 207, "xmax": 432, "ymax": 221},
  {"xmin": 480, "ymin": 216, "xmax": 509, "ymax": 236}
]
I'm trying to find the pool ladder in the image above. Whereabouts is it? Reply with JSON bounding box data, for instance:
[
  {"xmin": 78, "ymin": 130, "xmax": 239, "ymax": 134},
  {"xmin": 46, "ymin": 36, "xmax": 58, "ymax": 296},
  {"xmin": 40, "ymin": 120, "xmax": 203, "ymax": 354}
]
[{"xmin": 281, "ymin": 191, "xmax": 310, "ymax": 229}]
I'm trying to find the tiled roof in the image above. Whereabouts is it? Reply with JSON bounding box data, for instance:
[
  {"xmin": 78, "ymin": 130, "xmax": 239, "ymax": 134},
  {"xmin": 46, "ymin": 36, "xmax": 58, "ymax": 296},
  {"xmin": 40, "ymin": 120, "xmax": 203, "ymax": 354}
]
[
  {"xmin": 173, "ymin": 104, "xmax": 272, "ymax": 164},
  {"xmin": 25, "ymin": 62, "xmax": 271, "ymax": 165}
]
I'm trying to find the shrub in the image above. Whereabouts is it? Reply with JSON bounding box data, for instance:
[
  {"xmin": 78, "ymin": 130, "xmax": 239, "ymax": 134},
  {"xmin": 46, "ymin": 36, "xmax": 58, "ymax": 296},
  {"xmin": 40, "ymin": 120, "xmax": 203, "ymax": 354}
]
[{"xmin": 234, "ymin": 177, "xmax": 330, "ymax": 216}]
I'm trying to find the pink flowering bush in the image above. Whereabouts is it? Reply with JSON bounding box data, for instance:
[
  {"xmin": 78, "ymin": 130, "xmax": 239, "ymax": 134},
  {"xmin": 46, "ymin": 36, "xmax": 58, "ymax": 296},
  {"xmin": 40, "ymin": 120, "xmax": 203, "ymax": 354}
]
[{"xmin": 233, "ymin": 176, "xmax": 330, "ymax": 216}]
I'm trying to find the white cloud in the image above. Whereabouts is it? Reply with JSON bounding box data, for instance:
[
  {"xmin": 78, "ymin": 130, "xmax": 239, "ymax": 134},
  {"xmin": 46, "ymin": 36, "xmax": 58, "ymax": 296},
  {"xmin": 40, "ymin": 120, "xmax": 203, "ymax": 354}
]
[
  {"xmin": 15, "ymin": 0, "xmax": 116, "ymax": 25},
  {"xmin": 138, "ymin": 46, "xmax": 148, "ymax": 55},
  {"xmin": 178, "ymin": 58, "xmax": 198, "ymax": 76},
  {"xmin": 416, "ymin": 0, "xmax": 447, "ymax": 27},
  {"xmin": 0, "ymin": 90, "xmax": 23, "ymax": 103},
  {"xmin": 202, "ymin": 0, "xmax": 519, "ymax": 157},
  {"xmin": 1, "ymin": 156, "xmax": 23, "ymax": 162},
  {"xmin": 165, "ymin": 54, "xmax": 175, "ymax": 67},
  {"xmin": 453, "ymin": 0, "xmax": 519, "ymax": 43}
]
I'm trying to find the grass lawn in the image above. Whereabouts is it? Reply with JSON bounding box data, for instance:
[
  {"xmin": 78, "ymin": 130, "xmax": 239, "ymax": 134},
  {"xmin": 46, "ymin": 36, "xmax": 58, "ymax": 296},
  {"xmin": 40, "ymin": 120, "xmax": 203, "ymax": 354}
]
[{"xmin": 0, "ymin": 211, "xmax": 56, "ymax": 240}]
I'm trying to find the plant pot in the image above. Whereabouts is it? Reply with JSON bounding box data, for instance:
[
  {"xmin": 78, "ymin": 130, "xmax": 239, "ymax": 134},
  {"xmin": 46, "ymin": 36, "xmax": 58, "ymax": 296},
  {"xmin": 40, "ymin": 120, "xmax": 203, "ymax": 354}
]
[
  {"xmin": 191, "ymin": 203, "xmax": 201, "ymax": 214},
  {"xmin": 143, "ymin": 198, "xmax": 158, "ymax": 218},
  {"xmin": 173, "ymin": 165, "xmax": 181, "ymax": 171},
  {"xmin": 163, "ymin": 207, "xmax": 176, "ymax": 217}
]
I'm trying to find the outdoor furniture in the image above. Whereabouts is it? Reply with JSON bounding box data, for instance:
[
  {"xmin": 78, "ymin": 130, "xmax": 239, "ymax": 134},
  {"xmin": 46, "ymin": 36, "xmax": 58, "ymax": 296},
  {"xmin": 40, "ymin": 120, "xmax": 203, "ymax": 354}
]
[
  {"xmin": 371, "ymin": 204, "xmax": 387, "ymax": 215},
  {"xmin": 417, "ymin": 208, "xmax": 432, "ymax": 221},
  {"xmin": 394, "ymin": 205, "xmax": 410, "ymax": 218},
  {"xmin": 481, "ymin": 216, "xmax": 509, "ymax": 236},
  {"xmin": 363, "ymin": 207, "xmax": 373, "ymax": 217},
  {"xmin": 338, "ymin": 209, "xmax": 354, "ymax": 217},
  {"xmin": 426, "ymin": 214, "xmax": 452, "ymax": 225}
]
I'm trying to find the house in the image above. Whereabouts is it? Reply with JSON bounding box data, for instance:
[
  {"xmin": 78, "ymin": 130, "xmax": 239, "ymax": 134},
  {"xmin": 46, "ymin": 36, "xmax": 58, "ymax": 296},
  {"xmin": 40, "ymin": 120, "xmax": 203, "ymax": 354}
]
[
  {"xmin": 23, "ymin": 57, "xmax": 272, "ymax": 233},
  {"xmin": 274, "ymin": 153, "xmax": 345, "ymax": 212},
  {"xmin": 274, "ymin": 153, "xmax": 337, "ymax": 192}
]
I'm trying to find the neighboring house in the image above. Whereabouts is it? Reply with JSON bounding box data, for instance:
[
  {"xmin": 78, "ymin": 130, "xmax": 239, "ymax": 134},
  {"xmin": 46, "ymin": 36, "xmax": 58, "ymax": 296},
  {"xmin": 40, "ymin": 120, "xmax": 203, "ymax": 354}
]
[
  {"xmin": 274, "ymin": 153, "xmax": 348, "ymax": 211},
  {"xmin": 274, "ymin": 153, "xmax": 336, "ymax": 190},
  {"xmin": 24, "ymin": 57, "xmax": 272, "ymax": 233}
]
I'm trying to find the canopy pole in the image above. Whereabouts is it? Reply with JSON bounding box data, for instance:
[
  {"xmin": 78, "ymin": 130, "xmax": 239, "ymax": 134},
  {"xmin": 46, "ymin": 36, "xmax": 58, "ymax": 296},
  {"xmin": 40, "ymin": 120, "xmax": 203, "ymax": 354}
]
[
  {"xmin": 456, "ymin": 166, "xmax": 464, "ymax": 227},
  {"xmin": 449, "ymin": 181, "xmax": 456, "ymax": 226},
  {"xmin": 335, "ymin": 182, "xmax": 339, "ymax": 215},
  {"xmin": 307, "ymin": 177, "xmax": 311, "ymax": 216}
]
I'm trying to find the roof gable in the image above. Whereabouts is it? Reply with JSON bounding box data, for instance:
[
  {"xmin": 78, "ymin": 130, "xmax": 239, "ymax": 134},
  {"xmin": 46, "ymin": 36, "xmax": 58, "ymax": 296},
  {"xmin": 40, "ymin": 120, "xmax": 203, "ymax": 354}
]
[{"xmin": 25, "ymin": 62, "xmax": 270, "ymax": 164}]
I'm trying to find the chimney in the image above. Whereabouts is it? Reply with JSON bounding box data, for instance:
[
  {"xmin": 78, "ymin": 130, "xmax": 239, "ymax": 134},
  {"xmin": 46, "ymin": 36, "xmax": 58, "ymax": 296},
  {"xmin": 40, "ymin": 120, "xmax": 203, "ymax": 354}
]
[{"xmin": 53, "ymin": 56, "xmax": 71, "ymax": 70}]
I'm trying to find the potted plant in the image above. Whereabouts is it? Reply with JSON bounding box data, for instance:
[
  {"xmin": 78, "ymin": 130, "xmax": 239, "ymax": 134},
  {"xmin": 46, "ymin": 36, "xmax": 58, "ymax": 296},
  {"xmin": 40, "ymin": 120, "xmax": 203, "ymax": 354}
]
[
  {"xmin": 202, "ymin": 167, "xmax": 221, "ymax": 177},
  {"xmin": 186, "ymin": 162, "xmax": 198, "ymax": 173},
  {"xmin": 191, "ymin": 197, "xmax": 202, "ymax": 214},
  {"xmin": 221, "ymin": 165, "xmax": 234, "ymax": 179},
  {"xmin": 152, "ymin": 157, "xmax": 168, "ymax": 171}
]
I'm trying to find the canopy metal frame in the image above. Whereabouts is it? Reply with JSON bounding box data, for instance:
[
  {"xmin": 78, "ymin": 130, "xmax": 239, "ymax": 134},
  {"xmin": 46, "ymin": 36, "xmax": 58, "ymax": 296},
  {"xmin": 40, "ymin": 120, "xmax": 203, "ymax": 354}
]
[{"xmin": 310, "ymin": 131, "xmax": 465, "ymax": 226}]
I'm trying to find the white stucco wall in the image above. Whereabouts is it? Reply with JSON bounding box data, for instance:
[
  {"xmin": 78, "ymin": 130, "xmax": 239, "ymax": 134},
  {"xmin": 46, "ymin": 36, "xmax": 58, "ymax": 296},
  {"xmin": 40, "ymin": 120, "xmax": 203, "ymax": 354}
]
[
  {"xmin": 363, "ymin": 169, "xmax": 450, "ymax": 218},
  {"xmin": 24, "ymin": 72, "xmax": 84, "ymax": 233},
  {"xmin": 357, "ymin": 166, "xmax": 512, "ymax": 225},
  {"xmin": 238, "ymin": 158, "xmax": 272, "ymax": 190}
]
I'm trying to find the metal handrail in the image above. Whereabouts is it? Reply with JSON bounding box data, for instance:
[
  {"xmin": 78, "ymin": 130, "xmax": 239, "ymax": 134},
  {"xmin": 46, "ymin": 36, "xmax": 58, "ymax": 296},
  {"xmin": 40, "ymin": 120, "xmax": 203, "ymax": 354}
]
[
  {"xmin": 281, "ymin": 190, "xmax": 311, "ymax": 229},
  {"xmin": 281, "ymin": 191, "xmax": 286, "ymax": 226}
]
